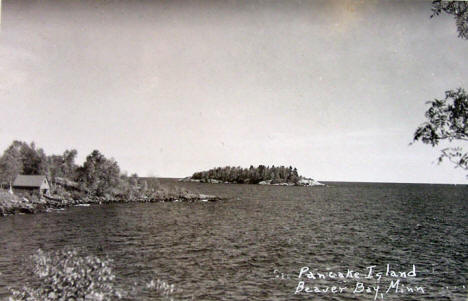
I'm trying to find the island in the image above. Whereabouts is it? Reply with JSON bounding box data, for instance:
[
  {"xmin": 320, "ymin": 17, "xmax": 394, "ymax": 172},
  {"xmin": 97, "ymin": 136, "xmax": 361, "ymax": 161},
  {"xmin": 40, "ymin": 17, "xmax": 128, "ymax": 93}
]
[{"xmin": 180, "ymin": 165, "xmax": 324, "ymax": 186}]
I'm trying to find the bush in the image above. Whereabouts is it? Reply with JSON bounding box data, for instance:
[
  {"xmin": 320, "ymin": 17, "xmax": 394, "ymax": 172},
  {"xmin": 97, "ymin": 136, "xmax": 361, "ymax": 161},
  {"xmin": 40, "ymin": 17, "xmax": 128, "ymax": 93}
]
[{"xmin": 9, "ymin": 248, "xmax": 121, "ymax": 301}]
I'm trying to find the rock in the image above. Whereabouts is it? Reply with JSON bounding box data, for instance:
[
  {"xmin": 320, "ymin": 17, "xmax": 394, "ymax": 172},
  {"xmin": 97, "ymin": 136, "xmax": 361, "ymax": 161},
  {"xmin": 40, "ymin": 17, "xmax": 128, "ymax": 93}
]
[
  {"xmin": 178, "ymin": 177, "xmax": 201, "ymax": 183},
  {"xmin": 297, "ymin": 178, "xmax": 324, "ymax": 186},
  {"xmin": 198, "ymin": 194, "xmax": 218, "ymax": 200}
]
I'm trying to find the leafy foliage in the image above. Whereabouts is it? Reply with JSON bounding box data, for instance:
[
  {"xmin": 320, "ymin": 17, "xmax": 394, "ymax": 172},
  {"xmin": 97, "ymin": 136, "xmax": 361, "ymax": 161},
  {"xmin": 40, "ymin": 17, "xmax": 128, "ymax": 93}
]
[
  {"xmin": 192, "ymin": 165, "xmax": 301, "ymax": 184},
  {"xmin": 8, "ymin": 248, "xmax": 182, "ymax": 301},
  {"xmin": 431, "ymin": 0, "xmax": 468, "ymax": 39},
  {"xmin": 47, "ymin": 150, "xmax": 78, "ymax": 182},
  {"xmin": 420, "ymin": 3, "xmax": 468, "ymax": 176},
  {"xmin": 413, "ymin": 88, "xmax": 468, "ymax": 172},
  {"xmin": 0, "ymin": 141, "xmax": 147, "ymax": 200},
  {"xmin": 0, "ymin": 144, "xmax": 23, "ymax": 185},
  {"xmin": 0, "ymin": 141, "xmax": 48, "ymax": 184},
  {"xmin": 9, "ymin": 248, "xmax": 121, "ymax": 301},
  {"xmin": 75, "ymin": 150, "xmax": 121, "ymax": 197},
  {"xmin": 0, "ymin": 141, "xmax": 78, "ymax": 186},
  {"xmin": 20, "ymin": 143, "xmax": 48, "ymax": 176}
]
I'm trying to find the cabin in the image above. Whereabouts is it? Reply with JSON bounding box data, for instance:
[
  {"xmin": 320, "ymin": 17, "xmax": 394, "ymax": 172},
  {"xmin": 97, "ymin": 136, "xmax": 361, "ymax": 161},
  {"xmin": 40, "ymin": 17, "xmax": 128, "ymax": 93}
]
[{"xmin": 12, "ymin": 175, "xmax": 50, "ymax": 196}]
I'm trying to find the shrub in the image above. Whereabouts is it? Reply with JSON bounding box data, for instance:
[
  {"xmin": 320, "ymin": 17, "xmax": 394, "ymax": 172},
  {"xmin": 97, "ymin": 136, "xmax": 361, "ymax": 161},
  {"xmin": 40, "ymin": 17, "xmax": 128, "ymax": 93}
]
[{"xmin": 9, "ymin": 248, "xmax": 121, "ymax": 301}]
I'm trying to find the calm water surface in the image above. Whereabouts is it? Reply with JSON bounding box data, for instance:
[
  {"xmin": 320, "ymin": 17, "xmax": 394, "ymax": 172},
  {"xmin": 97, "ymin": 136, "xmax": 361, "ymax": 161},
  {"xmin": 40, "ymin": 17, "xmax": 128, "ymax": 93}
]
[{"xmin": 0, "ymin": 181, "xmax": 467, "ymax": 300}]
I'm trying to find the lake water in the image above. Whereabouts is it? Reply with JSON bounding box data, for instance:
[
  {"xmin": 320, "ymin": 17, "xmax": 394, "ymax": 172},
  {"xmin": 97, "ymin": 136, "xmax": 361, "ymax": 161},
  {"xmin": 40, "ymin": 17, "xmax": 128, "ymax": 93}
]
[{"xmin": 0, "ymin": 180, "xmax": 467, "ymax": 300}]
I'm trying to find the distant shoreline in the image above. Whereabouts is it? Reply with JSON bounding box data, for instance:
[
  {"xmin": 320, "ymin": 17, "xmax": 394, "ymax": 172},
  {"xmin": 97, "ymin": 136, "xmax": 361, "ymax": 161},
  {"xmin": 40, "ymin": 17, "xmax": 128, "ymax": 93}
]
[
  {"xmin": 179, "ymin": 177, "xmax": 324, "ymax": 186},
  {"xmin": 184, "ymin": 165, "xmax": 324, "ymax": 186},
  {"xmin": 154, "ymin": 178, "xmax": 466, "ymax": 186}
]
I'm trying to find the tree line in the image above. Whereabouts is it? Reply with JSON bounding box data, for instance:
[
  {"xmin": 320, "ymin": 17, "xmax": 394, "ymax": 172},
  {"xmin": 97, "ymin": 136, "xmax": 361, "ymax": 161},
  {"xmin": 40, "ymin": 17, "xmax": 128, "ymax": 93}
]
[
  {"xmin": 191, "ymin": 165, "xmax": 302, "ymax": 184},
  {"xmin": 0, "ymin": 140, "xmax": 145, "ymax": 198}
]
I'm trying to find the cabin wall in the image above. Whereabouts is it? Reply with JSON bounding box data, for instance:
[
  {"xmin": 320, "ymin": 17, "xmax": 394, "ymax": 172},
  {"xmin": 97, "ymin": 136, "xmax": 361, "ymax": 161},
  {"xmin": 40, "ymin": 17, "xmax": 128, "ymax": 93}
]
[
  {"xmin": 14, "ymin": 186, "xmax": 49, "ymax": 196},
  {"xmin": 40, "ymin": 181, "xmax": 50, "ymax": 191},
  {"xmin": 13, "ymin": 187, "xmax": 41, "ymax": 198}
]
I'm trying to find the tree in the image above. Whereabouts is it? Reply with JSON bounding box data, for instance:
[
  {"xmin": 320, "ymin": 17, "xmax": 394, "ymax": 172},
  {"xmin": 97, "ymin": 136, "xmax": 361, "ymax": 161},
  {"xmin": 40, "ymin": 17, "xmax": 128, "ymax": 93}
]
[
  {"xmin": 431, "ymin": 0, "xmax": 468, "ymax": 39},
  {"xmin": 20, "ymin": 142, "xmax": 47, "ymax": 175},
  {"xmin": 76, "ymin": 150, "xmax": 121, "ymax": 197},
  {"xmin": 412, "ymin": 2, "xmax": 468, "ymax": 177},
  {"xmin": 0, "ymin": 141, "xmax": 145, "ymax": 199},
  {"xmin": 0, "ymin": 144, "xmax": 23, "ymax": 185},
  {"xmin": 413, "ymin": 88, "xmax": 468, "ymax": 173},
  {"xmin": 190, "ymin": 165, "xmax": 307, "ymax": 184},
  {"xmin": 0, "ymin": 140, "xmax": 48, "ymax": 183},
  {"xmin": 47, "ymin": 149, "xmax": 78, "ymax": 182},
  {"xmin": 62, "ymin": 149, "xmax": 78, "ymax": 179}
]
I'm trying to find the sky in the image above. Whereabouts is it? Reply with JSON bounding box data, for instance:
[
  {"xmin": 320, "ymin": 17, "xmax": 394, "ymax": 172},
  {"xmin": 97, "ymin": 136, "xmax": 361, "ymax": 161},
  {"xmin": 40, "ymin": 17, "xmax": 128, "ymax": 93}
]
[{"xmin": 0, "ymin": 0, "xmax": 467, "ymax": 184}]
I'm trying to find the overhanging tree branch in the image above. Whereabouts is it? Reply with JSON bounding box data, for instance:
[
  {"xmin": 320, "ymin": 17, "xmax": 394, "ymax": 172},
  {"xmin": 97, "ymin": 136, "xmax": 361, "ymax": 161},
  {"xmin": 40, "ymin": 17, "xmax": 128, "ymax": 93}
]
[
  {"xmin": 431, "ymin": 0, "xmax": 468, "ymax": 39},
  {"xmin": 413, "ymin": 88, "xmax": 468, "ymax": 174}
]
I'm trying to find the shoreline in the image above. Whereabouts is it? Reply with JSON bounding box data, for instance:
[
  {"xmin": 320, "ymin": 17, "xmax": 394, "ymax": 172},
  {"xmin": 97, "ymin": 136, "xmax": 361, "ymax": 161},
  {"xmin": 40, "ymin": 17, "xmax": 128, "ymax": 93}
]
[
  {"xmin": 179, "ymin": 177, "xmax": 325, "ymax": 186},
  {"xmin": 0, "ymin": 190, "xmax": 222, "ymax": 217}
]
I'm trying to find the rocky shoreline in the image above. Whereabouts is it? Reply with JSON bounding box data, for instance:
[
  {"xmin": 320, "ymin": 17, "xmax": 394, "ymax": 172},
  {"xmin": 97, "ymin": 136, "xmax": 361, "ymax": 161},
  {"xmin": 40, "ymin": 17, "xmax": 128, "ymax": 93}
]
[
  {"xmin": 179, "ymin": 177, "xmax": 324, "ymax": 186},
  {"xmin": 0, "ymin": 190, "xmax": 222, "ymax": 217}
]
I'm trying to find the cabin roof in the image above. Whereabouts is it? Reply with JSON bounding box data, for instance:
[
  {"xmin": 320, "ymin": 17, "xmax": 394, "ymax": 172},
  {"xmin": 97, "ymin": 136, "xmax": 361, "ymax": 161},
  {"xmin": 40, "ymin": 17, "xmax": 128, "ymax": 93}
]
[{"xmin": 13, "ymin": 175, "xmax": 48, "ymax": 188}]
